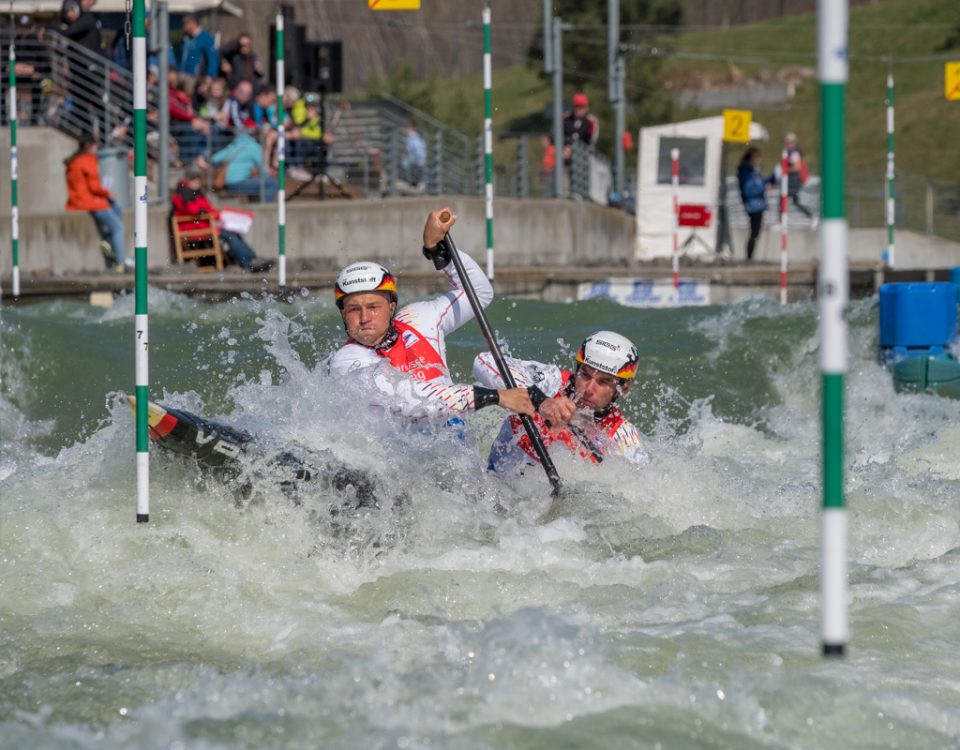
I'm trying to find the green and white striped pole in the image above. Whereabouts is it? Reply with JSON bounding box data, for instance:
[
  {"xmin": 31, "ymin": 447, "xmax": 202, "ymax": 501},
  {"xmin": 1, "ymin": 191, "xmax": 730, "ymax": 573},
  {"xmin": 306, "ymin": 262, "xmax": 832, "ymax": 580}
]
[
  {"xmin": 482, "ymin": 3, "xmax": 494, "ymax": 279},
  {"xmin": 818, "ymin": 0, "xmax": 849, "ymax": 658},
  {"xmin": 276, "ymin": 13, "xmax": 286, "ymax": 288},
  {"xmin": 8, "ymin": 40, "xmax": 19, "ymax": 298},
  {"xmin": 884, "ymin": 66, "xmax": 895, "ymax": 269},
  {"xmin": 133, "ymin": 0, "xmax": 150, "ymax": 522}
]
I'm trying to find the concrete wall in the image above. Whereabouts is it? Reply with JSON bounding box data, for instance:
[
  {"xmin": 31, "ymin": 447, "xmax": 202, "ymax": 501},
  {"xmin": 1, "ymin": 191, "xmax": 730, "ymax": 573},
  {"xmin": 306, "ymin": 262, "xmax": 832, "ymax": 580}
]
[
  {"xmin": 0, "ymin": 127, "xmax": 75, "ymax": 216},
  {"xmin": 0, "ymin": 129, "xmax": 955, "ymax": 276},
  {"xmin": 0, "ymin": 196, "xmax": 638, "ymax": 275},
  {"xmin": 731, "ymin": 226, "xmax": 960, "ymax": 268}
]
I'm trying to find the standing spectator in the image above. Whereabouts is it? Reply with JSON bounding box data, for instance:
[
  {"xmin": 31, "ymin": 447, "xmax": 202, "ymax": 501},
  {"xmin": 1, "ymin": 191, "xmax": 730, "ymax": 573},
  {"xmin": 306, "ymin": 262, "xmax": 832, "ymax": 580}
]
[
  {"xmin": 178, "ymin": 14, "xmax": 219, "ymax": 79},
  {"xmin": 172, "ymin": 164, "xmax": 265, "ymax": 271},
  {"xmin": 12, "ymin": 16, "xmax": 52, "ymax": 126},
  {"xmin": 219, "ymin": 33, "xmax": 263, "ymax": 89},
  {"xmin": 401, "ymin": 121, "xmax": 427, "ymax": 193},
  {"xmin": 561, "ymin": 92, "xmax": 599, "ymax": 164},
  {"xmin": 737, "ymin": 146, "xmax": 774, "ymax": 262},
  {"xmin": 782, "ymin": 132, "xmax": 816, "ymax": 226},
  {"xmin": 64, "ymin": 136, "xmax": 132, "ymax": 271},
  {"xmin": 60, "ymin": 0, "xmax": 101, "ymax": 56},
  {"xmin": 60, "ymin": 0, "xmax": 104, "ymax": 136},
  {"xmin": 204, "ymin": 124, "xmax": 277, "ymax": 202}
]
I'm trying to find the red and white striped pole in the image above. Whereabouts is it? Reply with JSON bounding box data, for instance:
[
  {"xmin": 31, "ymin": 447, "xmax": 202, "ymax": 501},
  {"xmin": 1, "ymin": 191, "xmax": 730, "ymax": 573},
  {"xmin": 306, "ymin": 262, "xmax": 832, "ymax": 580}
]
[
  {"xmin": 779, "ymin": 148, "xmax": 789, "ymax": 305},
  {"xmin": 671, "ymin": 147, "xmax": 679, "ymax": 292}
]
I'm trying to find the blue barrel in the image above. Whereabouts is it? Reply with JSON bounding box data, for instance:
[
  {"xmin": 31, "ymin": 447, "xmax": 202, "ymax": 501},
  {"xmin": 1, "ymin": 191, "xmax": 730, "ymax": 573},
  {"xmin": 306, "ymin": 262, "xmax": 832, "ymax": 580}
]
[{"xmin": 879, "ymin": 282, "xmax": 957, "ymax": 350}]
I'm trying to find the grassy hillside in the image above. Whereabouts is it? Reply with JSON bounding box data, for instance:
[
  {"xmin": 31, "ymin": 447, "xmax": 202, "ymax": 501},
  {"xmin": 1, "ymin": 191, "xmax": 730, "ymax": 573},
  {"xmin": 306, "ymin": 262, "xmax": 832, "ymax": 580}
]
[
  {"xmin": 667, "ymin": 0, "xmax": 960, "ymax": 181},
  {"xmin": 384, "ymin": 0, "xmax": 959, "ymax": 183}
]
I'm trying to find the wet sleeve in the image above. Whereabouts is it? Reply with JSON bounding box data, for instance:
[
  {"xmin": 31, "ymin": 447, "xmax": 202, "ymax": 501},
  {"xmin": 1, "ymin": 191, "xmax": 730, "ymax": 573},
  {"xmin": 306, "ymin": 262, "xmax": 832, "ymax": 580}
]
[
  {"xmin": 331, "ymin": 349, "xmax": 481, "ymax": 419},
  {"xmin": 358, "ymin": 361, "xmax": 480, "ymax": 419},
  {"xmin": 473, "ymin": 352, "xmax": 563, "ymax": 394},
  {"xmin": 609, "ymin": 421, "xmax": 649, "ymax": 468}
]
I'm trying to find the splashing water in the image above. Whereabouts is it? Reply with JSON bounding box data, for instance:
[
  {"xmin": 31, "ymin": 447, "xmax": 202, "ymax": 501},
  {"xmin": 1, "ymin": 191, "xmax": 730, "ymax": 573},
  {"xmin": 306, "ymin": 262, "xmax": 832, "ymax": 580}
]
[{"xmin": 2, "ymin": 292, "xmax": 959, "ymax": 748}]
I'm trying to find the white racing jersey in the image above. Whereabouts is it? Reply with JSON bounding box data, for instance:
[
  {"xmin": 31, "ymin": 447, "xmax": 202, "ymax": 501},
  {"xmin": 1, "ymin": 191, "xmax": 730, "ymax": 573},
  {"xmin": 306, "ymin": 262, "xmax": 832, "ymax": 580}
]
[
  {"xmin": 473, "ymin": 352, "xmax": 649, "ymax": 471},
  {"xmin": 329, "ymin": 251, "xmax": 492, "ymax": 420}
]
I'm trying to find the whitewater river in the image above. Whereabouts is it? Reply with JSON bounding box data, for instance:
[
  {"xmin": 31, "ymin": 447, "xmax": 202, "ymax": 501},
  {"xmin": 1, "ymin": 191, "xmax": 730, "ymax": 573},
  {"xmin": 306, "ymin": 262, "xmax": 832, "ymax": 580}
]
[{"xmin": 2, "ymin": 288, "xmax": 959, "ymax": 749}]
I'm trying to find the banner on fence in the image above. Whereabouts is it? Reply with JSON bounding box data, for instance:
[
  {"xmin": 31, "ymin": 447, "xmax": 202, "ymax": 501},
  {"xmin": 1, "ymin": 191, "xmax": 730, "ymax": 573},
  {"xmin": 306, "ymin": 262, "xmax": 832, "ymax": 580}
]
[{"xmin": 577, "ymin": 277, "xmax": 711, "ymax": 307}]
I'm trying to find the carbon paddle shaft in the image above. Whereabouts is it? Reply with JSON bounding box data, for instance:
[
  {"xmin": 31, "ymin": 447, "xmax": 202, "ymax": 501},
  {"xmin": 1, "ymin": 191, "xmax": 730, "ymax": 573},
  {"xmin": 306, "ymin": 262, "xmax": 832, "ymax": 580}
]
[{"xmin": 442, "ymin": 229, "xmax": 563, "ymax": 495}]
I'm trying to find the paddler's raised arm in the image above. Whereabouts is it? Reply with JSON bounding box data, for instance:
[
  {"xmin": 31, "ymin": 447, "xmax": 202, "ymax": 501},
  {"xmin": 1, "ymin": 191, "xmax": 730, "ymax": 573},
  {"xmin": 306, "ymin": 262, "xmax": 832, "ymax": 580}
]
[{"xmin": 419, "ymin": 207, "xmax": 493, "ymax": 335}]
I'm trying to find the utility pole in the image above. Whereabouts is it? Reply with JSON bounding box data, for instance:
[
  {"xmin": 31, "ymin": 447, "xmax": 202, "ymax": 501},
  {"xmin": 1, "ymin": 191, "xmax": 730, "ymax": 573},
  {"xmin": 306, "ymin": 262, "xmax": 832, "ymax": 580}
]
[
  {"xmin": 608, "ymin": 0, "xmax": 625, "ymax": 197},
  {"xmin": 551, "ymin": 16, "xmax": 564, "ymax": 199}
]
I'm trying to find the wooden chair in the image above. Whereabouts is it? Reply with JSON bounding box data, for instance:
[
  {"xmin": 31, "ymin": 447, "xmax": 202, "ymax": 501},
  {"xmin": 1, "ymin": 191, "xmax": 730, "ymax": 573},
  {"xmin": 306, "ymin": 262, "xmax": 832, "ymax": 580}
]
[{"xmin": 171, "ymin": 213, "xmax": 225, "ymax": 271}]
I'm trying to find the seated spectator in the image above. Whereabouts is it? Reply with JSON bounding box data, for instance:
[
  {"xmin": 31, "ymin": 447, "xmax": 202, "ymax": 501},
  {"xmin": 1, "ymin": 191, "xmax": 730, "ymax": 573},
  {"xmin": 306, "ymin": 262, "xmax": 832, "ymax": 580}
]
[
  {"xmin": 197, "ymin": 76, "xmax": 232, "ymax": 153},
  {"xmin": 292, "ymin": 92, "xmax": 333, "ymax": 175},
  {"xmin": 168, "ymin": 71, "xmax": 210, "ymax": 163},
  {"xmin": 226, "ymin": 80, "xmax": 255, "ymax": 132},
  {"xmin": 219, "ymin": 32, "xmax": 263, "ymax": 89},
  {"xmin": 279, "ymin": 85, "xmax": 303, "ymax": 166},
  {"xmin": 64, "ymin": 136, "xmax": 132, "ymax": 272},
  {"xmin": 203, "ymin": 123, "xmax": 277, "ymax": 202},
  {"xmin": 253, "ymin": 84, "xmax": 280, "ymax": 169},
  {"xmin": 172, "ymin": 163, "xmax": 266, "ymax": 271}
]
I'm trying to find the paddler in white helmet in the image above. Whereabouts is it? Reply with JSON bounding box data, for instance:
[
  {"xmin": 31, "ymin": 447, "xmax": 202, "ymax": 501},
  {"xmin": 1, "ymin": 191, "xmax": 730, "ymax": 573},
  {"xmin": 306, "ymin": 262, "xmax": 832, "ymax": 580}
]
[
  {"xmin": 329, "ymin": 207, "xmax": 535, "ymax": 421},
  {"xmin": 472, "ymin": 331, "xmax": 648, "ymax": 473}
]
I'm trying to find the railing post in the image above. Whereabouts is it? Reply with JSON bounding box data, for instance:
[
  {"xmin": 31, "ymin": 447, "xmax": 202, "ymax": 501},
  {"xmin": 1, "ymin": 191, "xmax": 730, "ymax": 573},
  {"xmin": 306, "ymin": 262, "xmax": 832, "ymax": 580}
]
[
  {"xmin": 517, "ymin": 135, "xmax": 528, "ymax": 199},
  {"xmin": 434, "ymin": 127, "xmax": 444, "ymax": 196},
  {"xmin": 362, "ymin": 151, "xmax": 370, "ymax": 198},
  {"xmin": 387, "ymin": 124, "xmax": 399, "ymax": 196},
  {"xmin": 925, "ymin": 179, "xmax": 934, "ymax": 236},
  {"xmin": 158, "ymin": 0, "xmax": 170, "ymax": 204},
  {"xmin": 103, "ymin": 65, "xmax": 112, "ymax": 144}
]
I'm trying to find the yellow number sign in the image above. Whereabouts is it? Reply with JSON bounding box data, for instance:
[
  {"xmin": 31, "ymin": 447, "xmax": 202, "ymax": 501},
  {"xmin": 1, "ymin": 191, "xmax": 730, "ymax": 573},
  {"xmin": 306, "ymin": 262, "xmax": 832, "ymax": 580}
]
[
  {"xmin": 723, "ymin": 109, "xmax": 752, "ymax": 143},
  {"xmin": 946, "ymin": 62, "xmax": 960, "ymax": 101},
  {"xmin": 369, "ymin": 0, "xmax": 421, "ymax": 9}
]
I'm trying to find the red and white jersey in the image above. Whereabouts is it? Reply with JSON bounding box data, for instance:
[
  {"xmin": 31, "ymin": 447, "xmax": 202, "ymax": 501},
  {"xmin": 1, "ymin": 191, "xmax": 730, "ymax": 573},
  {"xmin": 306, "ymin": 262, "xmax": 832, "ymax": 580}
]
[
  {"xmin": 329, "ymin": 251, "xmax": 492, "ymax": 419},
  {"xmin": 473, "ymin": 352, "xmax": 648, "ymax": 471}
]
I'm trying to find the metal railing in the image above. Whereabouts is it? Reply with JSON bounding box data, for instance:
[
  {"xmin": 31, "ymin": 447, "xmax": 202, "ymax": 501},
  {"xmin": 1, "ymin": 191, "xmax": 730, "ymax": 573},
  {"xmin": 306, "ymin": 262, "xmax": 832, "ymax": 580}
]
[{"xmin": 722, "ymin": 169, "xmax": 960, "ymax": 245}]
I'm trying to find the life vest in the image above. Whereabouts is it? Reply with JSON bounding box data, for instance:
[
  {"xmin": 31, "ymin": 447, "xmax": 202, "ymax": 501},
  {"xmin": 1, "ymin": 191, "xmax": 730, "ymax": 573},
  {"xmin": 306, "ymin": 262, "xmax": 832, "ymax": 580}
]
[
  {"xmin": 350, "ymin": 320, "xmax": 447, "ymax": 382},
  {"xmin": 510, "ymin": 370, "xmax": 625, "ymax": 464}
]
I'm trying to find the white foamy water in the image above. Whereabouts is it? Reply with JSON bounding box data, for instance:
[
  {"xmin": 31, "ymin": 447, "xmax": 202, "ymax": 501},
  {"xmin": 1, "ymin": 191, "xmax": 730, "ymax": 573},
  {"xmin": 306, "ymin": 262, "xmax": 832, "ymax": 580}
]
[{"xmin": 2, "ymin": 294, "xmax": 959, "ymax": 749}]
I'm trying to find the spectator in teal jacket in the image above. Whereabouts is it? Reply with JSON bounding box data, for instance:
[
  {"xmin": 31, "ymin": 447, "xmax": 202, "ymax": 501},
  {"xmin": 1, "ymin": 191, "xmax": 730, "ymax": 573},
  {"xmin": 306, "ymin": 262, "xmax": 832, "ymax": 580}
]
[
  {"xmin": 205, "ymin": 125, "xmax": 277, "ymax": 202},
  {"xmin": 178, "ymin": 14, "xmax": 219, "ymax": 78}
]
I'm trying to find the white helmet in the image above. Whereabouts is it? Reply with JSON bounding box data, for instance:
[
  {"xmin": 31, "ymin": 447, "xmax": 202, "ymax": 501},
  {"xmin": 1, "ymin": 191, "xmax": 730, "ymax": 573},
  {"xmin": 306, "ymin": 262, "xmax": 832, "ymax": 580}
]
[
  {"xmin": 334, "ymin": 262, "xmax": 398, "ymax": 309},
  {"xmin": 575, "ymin": 331, "xmax": 639, "ymax": 380}
]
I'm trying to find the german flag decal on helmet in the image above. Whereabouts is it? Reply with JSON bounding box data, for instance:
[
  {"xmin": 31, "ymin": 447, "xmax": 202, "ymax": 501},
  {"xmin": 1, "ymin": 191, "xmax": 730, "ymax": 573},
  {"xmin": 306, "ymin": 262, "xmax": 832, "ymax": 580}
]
[
  {"xmin": 576, "ymin": 331, "xmax": 639, "ymax": 380},
  {"xmin": 334, "ymin": 262, "xmax": 398, "ymax": 308}
]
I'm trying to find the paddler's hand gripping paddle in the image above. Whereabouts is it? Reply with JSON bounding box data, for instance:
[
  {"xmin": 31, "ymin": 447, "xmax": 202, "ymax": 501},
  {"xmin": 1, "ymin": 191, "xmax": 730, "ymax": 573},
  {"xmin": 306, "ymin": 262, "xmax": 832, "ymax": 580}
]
[{"xmin": 438, "ymin": 210, "xmax": 563, "ymax": 496}]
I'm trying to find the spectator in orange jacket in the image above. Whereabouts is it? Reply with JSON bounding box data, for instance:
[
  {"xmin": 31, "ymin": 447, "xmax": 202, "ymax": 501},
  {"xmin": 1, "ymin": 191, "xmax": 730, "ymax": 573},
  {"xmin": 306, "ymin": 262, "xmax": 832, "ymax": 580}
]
[{"xmin": 64, "ymin": 136, "xmax": 131, "ymax": 271}]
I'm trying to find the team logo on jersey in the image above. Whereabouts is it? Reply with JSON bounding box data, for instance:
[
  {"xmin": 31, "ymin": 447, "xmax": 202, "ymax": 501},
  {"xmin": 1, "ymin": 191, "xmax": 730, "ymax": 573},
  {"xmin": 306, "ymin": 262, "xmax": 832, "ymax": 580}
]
[{"xmin": 401, "ymin": 329, "xmax": 420, "ymax": 348}]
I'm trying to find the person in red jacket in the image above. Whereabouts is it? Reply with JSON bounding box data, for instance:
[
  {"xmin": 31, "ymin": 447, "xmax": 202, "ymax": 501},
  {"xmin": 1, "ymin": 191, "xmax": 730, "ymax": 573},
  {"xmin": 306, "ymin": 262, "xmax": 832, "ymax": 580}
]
[
  {"xmin": 171, "ymin": 163, "xmax": 264, "ymax": 270},
  {"xmin": 64, "ymin": 136, "xmax": 131, "ymax": 271}
]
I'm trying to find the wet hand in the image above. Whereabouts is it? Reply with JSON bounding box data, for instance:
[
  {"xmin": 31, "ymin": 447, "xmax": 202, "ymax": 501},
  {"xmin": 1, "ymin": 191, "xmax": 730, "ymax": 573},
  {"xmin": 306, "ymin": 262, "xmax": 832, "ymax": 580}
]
[
  {"xmin": 538, "ymin": 396, "xmax": 576, "ymax": 427},
  {"xmin": 423, "ymin": 207, "xmax": 456, "ymax": 248},
  {"xmin": 497, "ymin": 387, "xmax": 535, "ymax": 417}
]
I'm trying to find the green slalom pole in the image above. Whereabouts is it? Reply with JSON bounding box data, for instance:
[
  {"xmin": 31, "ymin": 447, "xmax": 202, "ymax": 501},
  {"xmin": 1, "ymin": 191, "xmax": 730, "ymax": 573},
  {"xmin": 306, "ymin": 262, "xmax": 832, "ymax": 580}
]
[
  {"xmin": 884, "ymin": 66, "xmax": 895, "ymax": 269},
  {"xmin": 8, "ymin": 40, "xmax": 19, "ymax": 297},
  {"xmin": 818, "ymin": 0, "xmax": 849, "ymax": 658},
  {"xmin": 133, "ymin": 0, "xmax": 150, "ymax": 522},
  {"xmin": 276, "ymin": 13, "xmax": 286, "ymax": 288},
  {"xmin": 482, "ymin": 3, "xmax": 494, "ymax": 279}
]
